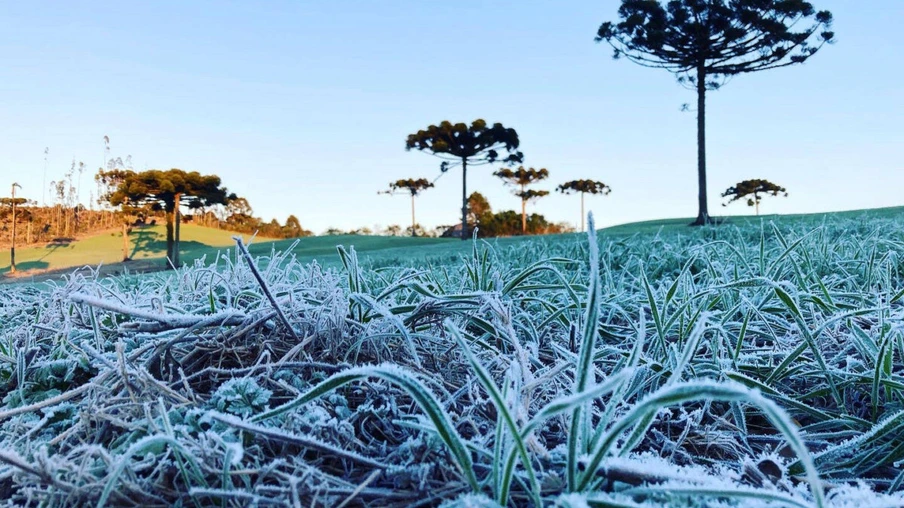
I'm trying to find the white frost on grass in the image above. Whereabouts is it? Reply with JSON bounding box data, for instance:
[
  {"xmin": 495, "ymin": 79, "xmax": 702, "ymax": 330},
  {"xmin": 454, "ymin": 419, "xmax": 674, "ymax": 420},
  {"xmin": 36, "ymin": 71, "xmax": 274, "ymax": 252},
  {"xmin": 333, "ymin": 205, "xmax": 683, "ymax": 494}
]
[{"xmin": 0, "ymin": 214, "xmax": 903, "ymax": 506}]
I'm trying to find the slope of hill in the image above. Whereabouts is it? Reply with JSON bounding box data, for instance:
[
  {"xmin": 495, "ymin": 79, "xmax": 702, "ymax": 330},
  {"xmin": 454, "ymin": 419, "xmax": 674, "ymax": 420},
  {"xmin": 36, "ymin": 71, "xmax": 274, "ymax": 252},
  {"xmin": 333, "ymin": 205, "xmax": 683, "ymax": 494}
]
[
  {"xmin": 0, "ymin": 224, "xmax": 454, "ymax": 280},
  {"xmin": 3, "ymin": 205, "xmax": 902, "ymax": 280}
]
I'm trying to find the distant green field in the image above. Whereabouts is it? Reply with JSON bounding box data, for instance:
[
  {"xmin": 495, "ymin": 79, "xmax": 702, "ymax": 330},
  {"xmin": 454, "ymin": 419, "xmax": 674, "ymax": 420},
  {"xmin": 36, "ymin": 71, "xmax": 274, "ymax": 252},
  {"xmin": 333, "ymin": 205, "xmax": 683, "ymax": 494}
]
[
  {"xmin": 0, "ymin": 225, "xmax": 242, "ymax": 275},
  {"xmin": 3, "ymin": 205, "xmax": 902, "ymax": 277},
  {"xmin": 0, "ymin": 225, "xmax": 455, "ymax": 276}
]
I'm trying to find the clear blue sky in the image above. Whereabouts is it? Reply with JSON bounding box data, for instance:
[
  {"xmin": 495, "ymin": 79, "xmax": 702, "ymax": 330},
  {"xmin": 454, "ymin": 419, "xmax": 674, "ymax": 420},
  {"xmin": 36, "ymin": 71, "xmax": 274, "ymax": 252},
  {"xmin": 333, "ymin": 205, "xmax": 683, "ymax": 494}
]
[{"xmin": 1, "ymin": 1, "xmax": 901, "ymax": 233}]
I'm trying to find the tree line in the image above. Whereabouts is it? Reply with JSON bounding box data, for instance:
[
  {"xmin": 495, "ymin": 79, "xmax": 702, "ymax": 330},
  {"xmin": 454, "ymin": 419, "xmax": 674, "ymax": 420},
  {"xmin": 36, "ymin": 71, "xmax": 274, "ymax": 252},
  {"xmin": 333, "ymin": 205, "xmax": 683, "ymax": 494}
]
[
  {"xmin": 5, "ymin": 0, "xmax": 831, "ymax": 269},
  {"xmin": 2, "ymin": 165, "xmax": 313, "ymax": 272},
  {"xmin": 398, "ymin": 0, "xmax": 829, "ymax": 238}
]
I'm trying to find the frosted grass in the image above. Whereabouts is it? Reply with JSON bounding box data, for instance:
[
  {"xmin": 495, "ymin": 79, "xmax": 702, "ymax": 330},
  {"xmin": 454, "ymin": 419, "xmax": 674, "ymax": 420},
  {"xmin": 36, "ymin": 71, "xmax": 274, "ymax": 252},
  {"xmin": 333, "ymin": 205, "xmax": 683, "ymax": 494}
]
[{"xmin": 0, "ymin": 213, "xmax": 903, "ymax": 506}]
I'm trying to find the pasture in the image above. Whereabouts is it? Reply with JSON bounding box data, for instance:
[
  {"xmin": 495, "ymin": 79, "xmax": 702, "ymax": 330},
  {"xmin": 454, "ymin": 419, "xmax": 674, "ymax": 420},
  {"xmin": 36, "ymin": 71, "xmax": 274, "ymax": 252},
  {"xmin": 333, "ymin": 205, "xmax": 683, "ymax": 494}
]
[{"xmin": 1, "ymin": 209, "xmax": 904, "ymax": 506}]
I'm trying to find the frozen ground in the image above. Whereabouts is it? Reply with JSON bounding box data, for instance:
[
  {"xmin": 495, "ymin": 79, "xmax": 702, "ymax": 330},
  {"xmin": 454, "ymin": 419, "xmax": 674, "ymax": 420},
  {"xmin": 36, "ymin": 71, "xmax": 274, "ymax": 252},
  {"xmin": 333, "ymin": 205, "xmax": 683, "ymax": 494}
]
[{"xmin": 1, "ymin": 215, "xmax": 904, "ymax": 507}]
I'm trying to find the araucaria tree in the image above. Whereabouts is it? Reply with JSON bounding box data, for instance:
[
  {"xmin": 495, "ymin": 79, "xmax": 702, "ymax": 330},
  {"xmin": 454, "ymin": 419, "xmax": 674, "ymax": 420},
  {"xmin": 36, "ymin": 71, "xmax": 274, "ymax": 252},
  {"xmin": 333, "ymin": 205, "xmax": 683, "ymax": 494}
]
[
  {"xmin": 406, "ymin": 120, "xmax": 523, "ymax": 240},
  {"xmin": 96, "ymin": 151, "xmax": 137, "ymax": 261},
  {"xmin": 557, "ymin": 179, "xmax": 612, "ymax": 232},
  {"xmin": 385, "ymin": 178, "xmax": 434, "ymax": 237},
  {"xmin": 722, "ymin": 178, "xmax": 787, "ymax": 215},
  {"xmin": 597, "ymin": 0, "xmax": 833, "ymax": 225},
  {"xmin": 105, "ymin": 169, "xmax": 230, "ymax": 267},
  {"xmin": 493, "ymin": 166, "xmax": 550, "ymax": 234}
]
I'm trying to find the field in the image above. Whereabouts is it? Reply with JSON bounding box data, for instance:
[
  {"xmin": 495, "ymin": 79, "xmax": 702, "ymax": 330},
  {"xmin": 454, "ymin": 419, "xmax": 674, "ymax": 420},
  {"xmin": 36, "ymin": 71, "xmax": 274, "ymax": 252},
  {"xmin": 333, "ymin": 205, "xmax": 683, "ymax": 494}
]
[
  {"xmin": 0, "ymin": 224, "xmax": 455, "ymax": 280},
  {"xmin": 2, "ymin": 210, "xmax": 904, "ymax": 506},
  {"xmin": 6, "ymin": 206, "xmax": 904, "ymax": 279}
]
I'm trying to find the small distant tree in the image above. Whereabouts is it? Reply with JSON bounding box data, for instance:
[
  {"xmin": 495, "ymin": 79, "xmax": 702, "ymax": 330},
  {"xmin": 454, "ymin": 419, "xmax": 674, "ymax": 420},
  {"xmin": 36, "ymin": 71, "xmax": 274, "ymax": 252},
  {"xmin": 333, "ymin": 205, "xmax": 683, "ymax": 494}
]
[
  {"xmin": 494, "ymin": 166, "xmax": 550, "ymax": 234},
  {"xmin": 383, "ymin": 178, "xmax": 434, "ymax": 237},
  {"xmin": 2, "ymin": 183, "xmax": 25, "ymax": 273},
  {"xmin": 385, "ymin": 224, "xmax": 402, "ymax": 237},
  {"xmin": 406, "ymin": 119, "xmax": 523, "ymax": 240},
  {"xmin": 406, "ymin": 224, "xmax": 427, "ymax": 237},
  {"xmin": 722, "ymin": 179, "xmax": 787, "ymax": 215},
  {"xmin": 105, "ymin": 169, "xmax": 230, "ymax": 267},
  {"xmin": 467, "ymin": 192, "xmax": 492, "ymax": 225},
  {"xmin": 224, "ymin": 196, "xmax": 254, "ymax": 226},
  {"xmin": 283, "ymin": 215, "xmax": 312, "ymax": 238},
  {"xmin": 597, "ymin": 1, "xmax": 834, "ymax": 225},
  {"xmin": 557, "ymin": 179, "xmax": 612, "ymax": 232}
]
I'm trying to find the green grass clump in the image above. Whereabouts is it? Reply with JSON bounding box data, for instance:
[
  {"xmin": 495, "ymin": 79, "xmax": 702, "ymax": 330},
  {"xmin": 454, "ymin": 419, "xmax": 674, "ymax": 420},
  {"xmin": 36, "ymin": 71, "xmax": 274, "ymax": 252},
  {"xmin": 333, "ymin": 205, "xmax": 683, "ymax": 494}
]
[{"xmin": 1, "ymin": 212, "xmax": 904, "ymax": 506}]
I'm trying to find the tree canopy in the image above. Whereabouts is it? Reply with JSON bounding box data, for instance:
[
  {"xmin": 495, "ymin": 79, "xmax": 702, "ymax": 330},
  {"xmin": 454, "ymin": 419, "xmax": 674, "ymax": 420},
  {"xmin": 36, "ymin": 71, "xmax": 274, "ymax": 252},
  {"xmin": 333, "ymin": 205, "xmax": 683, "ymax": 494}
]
[
  {"xmin": 722, "ymin": 178, "xmax": 787, "ymax": 215},
  {"xmin": 388, "ymin": 178, "xmax": 434, "ymax": 196},
  {"xmin": 557, "ymin": 180, "xmax": 612, "ymax": 232},
  {"xmin": 406, "ymin": 119, "xmax": 524, "ymax": 239},
  {"xmin": 106, "ymin": 169, "xmax": 230, "ymax": 213},
  {"xmin": 493, "ymin": 167, "xmax": 549, "ymax": 188},
  {"xmin": 596, "ymin": 0, "xmax": 834, "ymax": 87},
  {"xmin": 406, "ymin": 120, "xmax": 523, "ymax": 167},
  {"xmin": 0, "ymin": 197, "xmax": 28, "ymax": 208},
  {"xmin": 467, "ymin": 192, "xmax": 491, "ymax": 223},
  {"xmin": 596, "ymin": 0, "xmax": 833, "ymax": 225},
  {"xmin": 386, "ymin": 178, "xmax": 435, "ymax": 237},
  {"xmin": 556, "ymin": 179, "xmax": 612, "ymax": 196},
  {"xmin": 102, "ymin": 169, "xmax": 231, "ymax": 266},
  {"xmin": 494, "ymin": 167, "xmax": 550, "ymax": 234}
]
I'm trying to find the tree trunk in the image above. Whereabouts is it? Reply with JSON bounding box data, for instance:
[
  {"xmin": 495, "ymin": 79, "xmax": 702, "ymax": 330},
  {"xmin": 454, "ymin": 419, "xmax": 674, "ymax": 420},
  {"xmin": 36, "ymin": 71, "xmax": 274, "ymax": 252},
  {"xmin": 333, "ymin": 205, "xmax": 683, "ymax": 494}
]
[
  {"xmin": 460, "ymin": 158, "xmax": 468, "ymax": 240},
  {"xmin": 520, "ymin": 183, "xmax": 527, "ymax": 235},
  {"xmin": 693, "ymin": 64, "xmax": 710, "ymax": 226},
  {"xmin": 122, "ymin": 222, "xmax": 130, "ymax": 261},
  {"xmin": 581, "ymin": 192, "xmax": 585, "ymax": 233},
  {"xmin": 165, "ymin": 208, "xmax": 175, "ymax": 266},
  {"xmin": 755, "ymin": 195, "xmax": 760, "ymax": 216},
  {"xmin": 174, "ymin": 193, "xmax": 182, "ymax": 267},
  {"xmin": 410, "ymin": 193, "xmax": 417, "ymax": 237},
  {"xmin": 26, "ymin": 220, "xmax": 32, "ymax": 246},
  {"xmin": 10, "ymin": 198, "xmax": 17, "ymax": 274}
]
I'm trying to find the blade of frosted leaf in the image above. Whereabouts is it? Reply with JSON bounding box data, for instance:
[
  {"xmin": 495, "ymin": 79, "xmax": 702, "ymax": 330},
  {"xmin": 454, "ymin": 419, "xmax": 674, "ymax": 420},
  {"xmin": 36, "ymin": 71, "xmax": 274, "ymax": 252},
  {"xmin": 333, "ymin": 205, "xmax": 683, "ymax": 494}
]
[
  {"xmin": 502, "ymin": 259, "xmax": 580, "ymax": 304},
  {"xmin": 590, "ymin": 313, "xmax": 645, "ymax": 448},
  {"xmin": 873, "ymin": 336, "xmax": 891, "ymax": 420},
  {"xmin": 349, "ymin": 293, "xmax": 421, "ymax": 368},
  {"xmin": 640, "ymin": 269, "xmax": 665, "ymax": 354},
  {"xmin": 797, "ymin": 410, "xmax": 904, "ymax": 475},
  {"xmin": 521, "ymin": 368, "xmax": 635, "ymax": 439},
  {"xmin": 207, "ymin": 411, "xmax": 387, "ymax": 468},
  {"xmin": 725, "ymin": 371, "xmax": 833, "ymax": 421},
  {"xmin": 624, "ymin": 486, "xmax": 810, "ymax": 508},
  {"xmin": 252, "ymin": 364, "xmax": 478, "ymax": 491},
  {"xmin": 664, "ymin": 273, "xmax": 681, "ymax": 308},
  {"xmin": 449, "ymin": 324, "xmax": 539, "ymax": 506},
  {"xmin": 732, "ymin": 310, "xmax": 751, "ymax": 363},
  {"xmin": 98, "ymin": 435, "xmax": 204, "ymax": 508},
  {"xmin": 582, "ymin": 381, "xmax": 825, "ymax": 508},
  {"xmin": 773, "ymin": 285, "xmax": 841, "ymax": 404},
  {"xmin": 569, "ymin": 212, "xmax": 601, "ymax": 491},
  {"xmin": 665, "ymin": 314, "xmax": 707, "ymax": 386}
]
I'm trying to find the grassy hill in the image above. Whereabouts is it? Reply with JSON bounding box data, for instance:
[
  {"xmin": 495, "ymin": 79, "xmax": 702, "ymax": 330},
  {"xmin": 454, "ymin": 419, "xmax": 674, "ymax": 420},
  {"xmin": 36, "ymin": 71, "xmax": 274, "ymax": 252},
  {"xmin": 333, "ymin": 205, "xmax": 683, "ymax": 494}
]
[
  {"xmin": 0, "ymin": 224, "xmax": 455, "ymax": 279},
  {"xmin": 0, "ymin": 225, "xmax": 244, "ymax": 276},
  {"xmin": 3, "ymin": 205, "xmax": 902, "ymax": 279}
]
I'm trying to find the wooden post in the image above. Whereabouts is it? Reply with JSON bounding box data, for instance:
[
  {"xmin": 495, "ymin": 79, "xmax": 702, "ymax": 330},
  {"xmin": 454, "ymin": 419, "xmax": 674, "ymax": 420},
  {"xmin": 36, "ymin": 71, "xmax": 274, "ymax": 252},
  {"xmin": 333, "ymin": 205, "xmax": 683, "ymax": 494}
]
[{"xmin": 10, "ymin": 183, "xmax": 21, "ymax": 273}]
